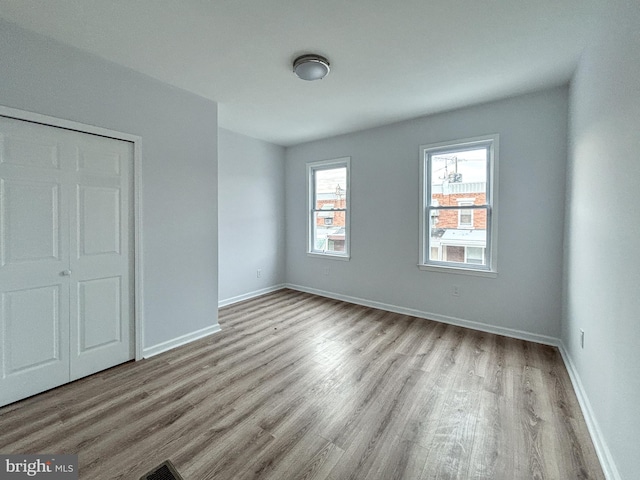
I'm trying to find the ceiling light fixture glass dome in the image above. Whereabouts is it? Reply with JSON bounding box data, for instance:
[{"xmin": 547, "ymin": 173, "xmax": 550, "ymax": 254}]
[{"xmin": 293, "ymin": 54, "xmax": 330, "ymax": 81}]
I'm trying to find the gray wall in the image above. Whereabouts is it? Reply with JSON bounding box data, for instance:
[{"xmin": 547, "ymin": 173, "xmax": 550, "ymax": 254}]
[
  {"xmin": 0, "ymin": 20, "xmax": 219, "ymax": 350},
  {"xmin": 564, "ymin": 0, "xmax": 640, "ymax": 478},
  {"xmin": 218, "ymin": 128, "xmax": 285, "ymax": 304},
  {"xmin": 286, "ymin": 87, "xmax": 568, "ymax": 341}
]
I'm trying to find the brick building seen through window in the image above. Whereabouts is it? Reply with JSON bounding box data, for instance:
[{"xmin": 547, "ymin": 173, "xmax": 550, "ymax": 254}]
[
  {"xmin": 429, "ymin": 183, "xmax": 487, "ymax": 264},
  {"xmin": 315, "ymin": 193, "xmax": 346, "ymax": 252},
  {"xmin": 313, "ymin": 173, "xmax": 488, "ymax": 259}
]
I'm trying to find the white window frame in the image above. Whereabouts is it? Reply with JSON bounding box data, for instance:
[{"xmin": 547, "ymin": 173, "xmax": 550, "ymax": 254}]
[
  {"xmin": 418, "ymin": 135, "xmax": 498, "ymax": 277},
  {"xmin": 307, "ymin": 157, "xmax": 351, "ymax": 260}
]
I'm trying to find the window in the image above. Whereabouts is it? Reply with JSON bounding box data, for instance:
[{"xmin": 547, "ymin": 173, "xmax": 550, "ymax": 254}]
[
  {"xmin": 419, "ymin": 135, "xmax": 498, "ymax": 275},
  {"xmin": 465, "ymin": 246, "xmax": 484, "ymax": 264},
  {"xmin": 457, "ymin": 198, "xmax": 474, "ymax": 228},
  {"xmin": 308, "ymin": 157, "xmax": 350, "ymax": 258}
]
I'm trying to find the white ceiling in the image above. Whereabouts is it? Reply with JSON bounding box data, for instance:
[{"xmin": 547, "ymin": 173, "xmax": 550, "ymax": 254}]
[{"xmin": 0, "ymin": 0, "xmax": 598, "ymax": 146}]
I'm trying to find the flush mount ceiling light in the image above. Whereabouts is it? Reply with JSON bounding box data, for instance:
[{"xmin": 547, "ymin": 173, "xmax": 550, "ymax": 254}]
[{"xmin": 293, "ymin": 54, "xmax": 330, "ymax": 81}]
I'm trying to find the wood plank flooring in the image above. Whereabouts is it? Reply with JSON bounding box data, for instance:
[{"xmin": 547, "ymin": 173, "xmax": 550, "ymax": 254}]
[{"xmin": 0, "ymin": 289, "xmax": 604, "ymax": 479}]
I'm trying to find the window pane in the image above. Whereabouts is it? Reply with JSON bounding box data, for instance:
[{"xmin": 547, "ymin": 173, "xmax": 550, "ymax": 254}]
[
  {"xmin": 431, "ymin": 210, "xmax": 488, "ymax": 266},
  {"xmin": 466, "ymin": 247, "xmax": 484, "ymax": 264},
  {"xmin": 315, "ymin": 167, "xmax": 347, "ymax": 210},
  {"xmin": 312, "ymin": 212, "xmax": 346, "ymax": 253},
  {"xmin": 430, "ymin": 148, "xmax": 487, "ymax": 206},
  {"xmin": 444, "ymin": 246, "xmax": 465, "ymax": 262},
  {"xmin": 459, "ymin": 208, "xmax": 473, "ymax": 227}
]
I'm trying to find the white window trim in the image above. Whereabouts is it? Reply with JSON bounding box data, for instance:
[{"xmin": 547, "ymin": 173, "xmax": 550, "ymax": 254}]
[
  {"xmin": 307, "ymin": 157, "xmax": 351, "ymax": 260},
  {"xmin": 418, "ymin": 134, "xmax": 499, "ymax": 277}
]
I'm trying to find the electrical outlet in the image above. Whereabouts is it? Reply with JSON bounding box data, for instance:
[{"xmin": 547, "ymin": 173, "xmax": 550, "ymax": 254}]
[
  {"xmin": 580, "ymin": 329, "xmax": 584, "ymax": 349},
  {"xmin": 323, "ymin": 267, "xmax": 330, "ymax": 276},
  {"xmin": 452, "ymin": 285, "xmax": 460, "ymax": 297},
  {"xmin": 256, "ymin": 269, "xmax": 262, "ymax": 278}
]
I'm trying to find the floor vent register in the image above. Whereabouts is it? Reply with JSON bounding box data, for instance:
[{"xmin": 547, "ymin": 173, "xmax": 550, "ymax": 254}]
[{"xmin": 140, "ymin": 460, "xmax": 185, "ymax": 480}]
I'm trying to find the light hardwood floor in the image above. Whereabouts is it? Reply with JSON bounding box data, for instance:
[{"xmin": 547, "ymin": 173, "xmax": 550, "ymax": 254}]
[{"xmin": 0, "ymin": 289, "xmax": 604, "ymax": 479}]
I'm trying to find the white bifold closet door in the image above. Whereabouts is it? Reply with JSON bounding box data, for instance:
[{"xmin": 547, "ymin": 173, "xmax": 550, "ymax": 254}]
[{"xmin": 0, "ymin": 115, "xmax": 134, "ymax": 407}]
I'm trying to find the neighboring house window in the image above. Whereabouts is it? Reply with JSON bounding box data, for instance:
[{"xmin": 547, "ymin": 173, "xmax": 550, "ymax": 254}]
[
  {"xmin": 465, "ymin": 246, "xmax": 485, "ymax": 264},
  {"xmin": 457, "ymin": 198, "xmax": 475, "ymax": 228},
  {"xmin": 307, "ymin": 157, "xmax": 350, "ymax": 258},
  {"xmin": 419, "ymin": 135, "xmax": 498, "ymax": 275}
]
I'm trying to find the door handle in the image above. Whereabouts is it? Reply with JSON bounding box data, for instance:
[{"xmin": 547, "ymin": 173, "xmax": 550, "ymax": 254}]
[{"xmin": 61, "ymin": 270, "xmax": 72, "ymax": 276}]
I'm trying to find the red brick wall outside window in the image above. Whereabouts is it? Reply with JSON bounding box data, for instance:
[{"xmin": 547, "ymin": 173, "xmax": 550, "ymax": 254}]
[
  {"xmin": 315, "ymin": 198, "xmax": 346, "ymax": 227},
  {"xmin": 431, "ymin": 192, "xmax": 487, "ymax": 229}
]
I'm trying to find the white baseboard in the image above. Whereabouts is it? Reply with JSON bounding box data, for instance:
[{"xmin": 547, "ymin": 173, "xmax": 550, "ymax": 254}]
[
  {"xmin": 558, "ymin": 343, "xmax": 621, "ymax": 480},
  {"xmin": 218, "ymin": 284, "xmax": 286, "ymax": 308},
  {"xmin": 143, "ymin": 323, "xmax": 221, "ymax": 358},
  {"xmin": 285, "ymin": 283, "xmax": 559, "ymax": 346}
]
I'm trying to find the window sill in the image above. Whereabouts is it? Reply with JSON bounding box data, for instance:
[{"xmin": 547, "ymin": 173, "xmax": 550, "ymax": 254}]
[
  {"xmin": 308, "ymin": 252, "xmax": 350, "ymax": 261},
  {"xmin": 417, "ymin": 264, "xmax": 497, "ymax": 278}
]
